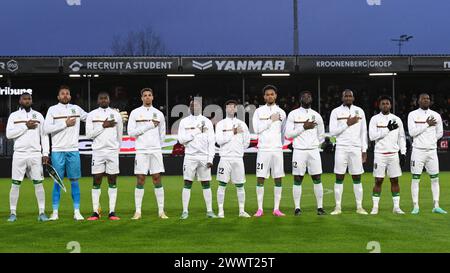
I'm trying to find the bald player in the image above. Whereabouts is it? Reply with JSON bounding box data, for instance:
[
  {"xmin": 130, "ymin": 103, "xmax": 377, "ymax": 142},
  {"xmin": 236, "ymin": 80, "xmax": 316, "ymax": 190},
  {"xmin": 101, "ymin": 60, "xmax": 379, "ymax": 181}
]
[
  {"xmin": 329, "ymin": 89, "xmax": 368, "ymax": 215},
  {"xmin": 408, "ymin": 93, "xmax": 446, "ymax": 214}
]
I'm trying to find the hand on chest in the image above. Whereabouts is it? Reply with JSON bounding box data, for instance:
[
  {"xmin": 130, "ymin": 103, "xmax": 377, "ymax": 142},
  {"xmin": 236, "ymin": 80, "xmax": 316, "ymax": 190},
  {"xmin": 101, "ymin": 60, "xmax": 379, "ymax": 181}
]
[
  {"xmin": 138, "ymin": 112, "xmax": 159, "ymax": 122},
  {"xmin": 15, "ymin": 113, "xmax": 40, "ymax": 129},
  {"xmin": 294, "ymin": 113, "xmax": 316, "ymax": 124},
  {"xmin": 414, "ymin": 114, "xmax": 435, "ymax": 126},
  {"xmin": 185, "ymin": 118, "xmax": 208, "ymax": 133},
  {"xmin": 55, "ymin": 108, "xmax": 79, "ymax": 122},
  {"xmin": 93, "ymin": 111, "xmax": 116, "ymax": 128},
  {"xmin": 222, "ymin": 121, "xmax": 239, "ymax": 135},
  {"xmin": 260, "ymin": 108, "xmax": 282, "ymax": 121}
]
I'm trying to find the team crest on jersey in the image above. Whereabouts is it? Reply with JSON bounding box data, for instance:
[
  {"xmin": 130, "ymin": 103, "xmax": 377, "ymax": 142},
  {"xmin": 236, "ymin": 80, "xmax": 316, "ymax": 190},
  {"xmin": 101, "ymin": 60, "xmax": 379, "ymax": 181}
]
[
  {"xmin": 311, "ymin": 115, "xmax": 316, "ymax": 121},
  {"xmin": 153, "ymin": 113, "xmax": 157, "ymax": 119},
  {"xmin": 32, "ymin": 113, "xmax": 37, "ymax": 119},
  {"xmin": 355, "ymin": 110, "xmax": 360, "ymax": 116},
  {"xmin": 71, "ymin": 109, "xmax": 76, "ymax": 114},
  {"xmin": 110, "ymin": 114, "xmax": 114, "ymax": 119}
]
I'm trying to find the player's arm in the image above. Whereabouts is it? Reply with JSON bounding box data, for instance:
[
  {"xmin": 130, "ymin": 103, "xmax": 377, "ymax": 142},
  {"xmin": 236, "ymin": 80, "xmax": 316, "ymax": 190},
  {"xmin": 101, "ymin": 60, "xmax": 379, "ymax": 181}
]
[
  {"xmin": 369, "ymin": 116, "xmax": 388, "ymax": 141},
  {"xmin": 280, "ymin": 110, "xmax": 287, "ymax": 144},
  {"xmin": 252, "ymin": 109, "xmax": 271, "ymax": 134},
  {"xmin": 241, "ymin": 122, "xmax": 251, "ymax": 149},
  {"xmin": 158, "ymin": 112, "xmax": 166, "ymax": 147},
  {"xmin": 78, "ymin": 106, "xmax": 88, "ymax": 122},
  {"xmin": 207, "ymin": 120, "xmax": 216, "ymax": 164},
  {"xmin": 215, "ymin": 121, "xmax": 232, "ymax": 146},
  {"xmin": 39, "ymin": 115, "xmax": 50, "ymax": 158},
  {"xmin": 127, "ymin": 111, "xmax": 155, "ymax": 137},
  {"xmin": 285, "ymin": 112, "xmax": 304, "ymax": 138},
  {"xmin": 436, "ymin": 114, "xmax": 444, "ymax": 140},
  {"xmin": 398, "ymin": 119, "xmax": 407, "ymax": 155},
  {"xmin": 85, "ymin": 113, "xmax": 104, "ymax": 139},
  {"xmin": 329, "ymin": 109, "xmax": 348, "ymax": 137},
  {"xmin": 177, "ymin": 119, "xmax": 200, "ymax": 145},
  {"xmin": 6, "ymin": 114, "xmax": 27, "ymax": 140},
  {"xmin": 407, "ymin": 112, "xmax": 427, "ymax": 137},
  {"xmin": 44, "ymin": 108, "xmax": 66, "ymax": 135},
  {"xmin": 317, "ymin": 115, "xmax": 326, "ymax": 145},
  {"xmin": 116, "ymin": 112, "xmax": 123, "ymax": 146},
  {"xmin": 360, "ymin": 110, "xmax": 368, "ymax": 152}
]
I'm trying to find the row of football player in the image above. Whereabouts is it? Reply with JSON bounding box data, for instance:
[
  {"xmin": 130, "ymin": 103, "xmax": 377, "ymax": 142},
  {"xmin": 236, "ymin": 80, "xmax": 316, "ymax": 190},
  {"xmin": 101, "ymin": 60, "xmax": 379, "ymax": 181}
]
[{"xmin": 5, "ymin": 84, "xmax": 445, "ymax": 222}]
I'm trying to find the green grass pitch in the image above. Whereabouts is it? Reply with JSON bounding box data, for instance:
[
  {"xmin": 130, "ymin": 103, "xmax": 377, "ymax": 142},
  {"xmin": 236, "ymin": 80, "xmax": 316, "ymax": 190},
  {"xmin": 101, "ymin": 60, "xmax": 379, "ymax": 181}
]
[{"xmin": 0, "ymin": 173, "xmax": 449, "ymax": 253}]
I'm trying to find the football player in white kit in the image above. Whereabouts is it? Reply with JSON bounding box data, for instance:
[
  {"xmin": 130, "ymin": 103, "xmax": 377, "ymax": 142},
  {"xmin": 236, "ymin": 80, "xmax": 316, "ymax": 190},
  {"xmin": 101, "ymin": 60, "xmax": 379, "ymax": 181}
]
[
  {"xmin": 85, "ymin": 92, "xmax": 123, "ymax": 221},
  {"xmin": 128, "ymin": 88, "xmax": 168, "ymax": 220},
  {"xmin": 6, "ymin": 92, "xmax": 49, "ymax": 222},
  {"xmin": 369, "ymin": 95, "xmax": 406, "ymax": 215},
  {"xmin": 408, "ymin": 93, "xmax": 446, "ymax": 214},
  {"xmin": 286, "ymin": 91, "xmax": 326, "ymax": 216},
  {"xmin": 178, "ymin": 98, "xmax": 217, "ymax": 219},
  {"xmin": 329, "ymin": 89, "xmax": 368, "ymax": 215},
  {"xmin": 252, "ymin": 85, "xmax": 287, "ymax": 217},
  {"xmin": 215, "ymin": 100, "xmax": 251, "ymax": 218}
]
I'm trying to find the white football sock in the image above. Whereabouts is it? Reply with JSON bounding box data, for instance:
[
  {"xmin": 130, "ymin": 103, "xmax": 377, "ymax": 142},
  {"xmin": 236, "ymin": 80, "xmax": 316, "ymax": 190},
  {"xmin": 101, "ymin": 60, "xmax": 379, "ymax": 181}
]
[
  {"xmin": 34, "ymin": 183, "xmax": 45, "ymax": 215},
  {"xmin": 372, "ymin": 196, "xmax": 380, "ymax": 209},
  {"xmin": 256, "ymin": 186, "xmax": 264, "ymax": 210},
  {"xmin": 314, "ymin": 183, "xmax": 324, "ymax": 209},
  {"xmin": 353, "ymin": 183, "xmax": 363, "ymax": 209},
  {"xmin": 92, "ymin": 188, "xmax": 101, "ymax": 214},
  {"xmin": 293, "ymin": 184, "xmax": 302, "ymax": 209},
  {"xmin": 431, "ymin": 178, "xmax": 440, "ymax": 208},
  {"xmin": 411, "ymin": 179, "xmax": 420, "ymax": 209},
  {"xmin": 236, "ymin": 186, "xmax": 246, "ymax": 213},
  {"xmin": 10, "ymin": 184, "xmax": 20, "ymax": 215},
  {"xmin": 155, "ymin": 186, "xmax": 164, "ymax": 214},
  {"xmin": 134, "ymin": 188, "xmax": 144, "ymax": 214},
  {"xmin": 203, "ymin": 188, "xmax": 213, "ymax": 212},
  {"xmin": 393, "ymin": 196, "xmax": 400, "ymax": 209},
  {"xmin": 334, "ymin": 183, "xmax": 343, "ymax": 208},
  {"xmin": 108, "ymin": 187, "xmax": 117, "ymax": 213},
  {"xmin": 217, "ymin": 185, "xmax": 226, "ymax": 213},
  {"xmin": 274, "ymin": 186, "xmax": 282, "ymax": 211},
  {"xmin": 182, "ymin": 188, "xmax": 191, "ymax": 213},
  {"xmin": 154, "ymin": 187, "xmax": 165, "ymax": 214}
]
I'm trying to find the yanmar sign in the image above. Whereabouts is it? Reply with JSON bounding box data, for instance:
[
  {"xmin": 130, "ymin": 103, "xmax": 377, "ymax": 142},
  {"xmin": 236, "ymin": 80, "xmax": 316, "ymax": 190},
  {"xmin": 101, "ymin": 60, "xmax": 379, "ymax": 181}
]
[{"xmin": 182, "ymin": 57, "xmax": 296, "ymax": 73}]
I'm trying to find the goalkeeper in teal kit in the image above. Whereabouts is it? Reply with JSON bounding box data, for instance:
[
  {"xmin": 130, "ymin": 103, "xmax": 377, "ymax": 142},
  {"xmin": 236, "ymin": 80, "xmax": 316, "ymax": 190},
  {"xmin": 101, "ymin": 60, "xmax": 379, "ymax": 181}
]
[{"xmin": 44, "ymin": 86, "xmax": 87, "ymax": 221}]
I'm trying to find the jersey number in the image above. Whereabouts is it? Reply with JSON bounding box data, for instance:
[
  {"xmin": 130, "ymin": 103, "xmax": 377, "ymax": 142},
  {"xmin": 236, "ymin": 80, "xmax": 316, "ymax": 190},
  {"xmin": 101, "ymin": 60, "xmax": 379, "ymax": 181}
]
[
  {"xmin": 218, "ymin": 168, "xmax": 224, "ymax": 174},
  {"xmin": 257, "ymin": 163, "xmax": 264, "ymax": 170}
]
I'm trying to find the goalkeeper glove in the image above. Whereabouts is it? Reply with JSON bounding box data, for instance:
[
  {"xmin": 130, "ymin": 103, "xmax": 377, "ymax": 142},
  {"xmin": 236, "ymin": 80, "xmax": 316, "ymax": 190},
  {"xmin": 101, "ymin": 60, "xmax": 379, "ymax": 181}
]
[
  {"xmin": 115, "ymin": 109, "xmax": 128, "ymax": 122},
  {"xmin": 387, "ymin": 120, "xmax": 399, "ymax": 131}
]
